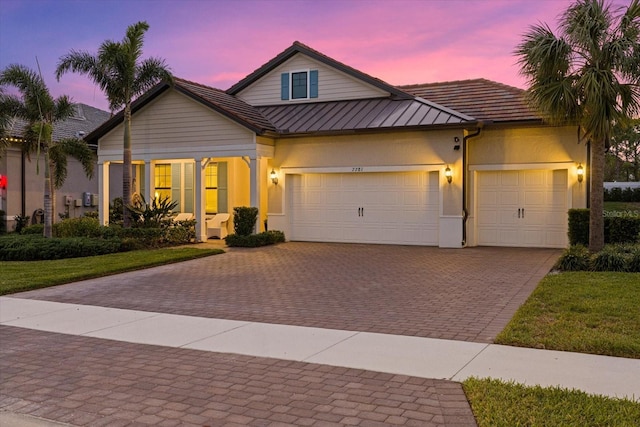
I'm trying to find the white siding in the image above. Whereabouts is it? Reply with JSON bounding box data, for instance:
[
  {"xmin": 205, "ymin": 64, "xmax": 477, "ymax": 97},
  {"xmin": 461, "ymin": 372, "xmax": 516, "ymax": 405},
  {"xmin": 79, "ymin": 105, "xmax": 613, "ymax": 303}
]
[
  {"xmin": 237, "ymin": 53, "xmax": 389, "ymax": 106},
  {"xmin": 98, "ymin": 90, "xmax": 255, "ymax": 160}
]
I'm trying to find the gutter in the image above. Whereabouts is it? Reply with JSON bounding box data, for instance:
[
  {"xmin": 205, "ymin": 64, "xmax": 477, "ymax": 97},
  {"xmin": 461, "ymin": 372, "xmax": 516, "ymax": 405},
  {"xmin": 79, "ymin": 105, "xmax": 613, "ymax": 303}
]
[{"xmin": 462, "ymin": 121, "xmax": 487, "ymax": 246}]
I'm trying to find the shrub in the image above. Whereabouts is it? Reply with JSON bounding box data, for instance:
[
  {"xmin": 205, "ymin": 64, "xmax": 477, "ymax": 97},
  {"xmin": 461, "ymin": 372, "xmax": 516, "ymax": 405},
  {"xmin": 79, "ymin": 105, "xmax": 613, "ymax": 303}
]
[
  {"xmin": 128, "ymin": 195, "xmax": 179, "ymax": 228},
  {"xmin": 55, "ymin": 217, "xmax": 105, "ymax": 238},
  {"xmin": 166, "ymin": 219, "xmax": 196, "ymax": 244},
  {"xmin": 225, "ymin": 230, "xmax": 285, "ymax": 247},
  {"xmin": 604, "ymin": 187, "xmax": 640, "ymax": 202},
  {"xmin": 0, "ymin": 234, "xmax": 121, "ymax": 261},
  {"xmin": 109, "ymin": 197, "xmax": 124, "ymax": 224},
  {"xmin": 627, "ymin": 246, "xmax": 640, "ymax": 273},
  {"xmin": 555, "ymin": 245, "xmax": 590, "ymax": 271},
  {"xmin": 568, "ymin": 209, "xmax": 590, "ymax": 245},
  {"xmin": 591, "ymin": 245, "xmax": 629, "ymax": 272},
  {"xmin": 21, "ymin": 224, "xmax": 44, "ymax": 235},
  {"xmin": 13, "ymin": 214, "xmax": 30, "ymax": 233},
  {"xmin": 568, "ymin": 208, "xmax": 640, "ymax": 245},
  {"xmin": 233, "ymin": 206, "xmax": 258, "ymax": 236}
]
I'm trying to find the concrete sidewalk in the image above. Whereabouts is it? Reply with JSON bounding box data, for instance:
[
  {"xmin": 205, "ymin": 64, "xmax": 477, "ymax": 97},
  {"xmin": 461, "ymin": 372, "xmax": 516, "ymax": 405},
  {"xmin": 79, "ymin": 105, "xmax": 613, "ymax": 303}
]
[{"xmin": 2, "ymin": 296, "xmax": 638, "ymax": 402}]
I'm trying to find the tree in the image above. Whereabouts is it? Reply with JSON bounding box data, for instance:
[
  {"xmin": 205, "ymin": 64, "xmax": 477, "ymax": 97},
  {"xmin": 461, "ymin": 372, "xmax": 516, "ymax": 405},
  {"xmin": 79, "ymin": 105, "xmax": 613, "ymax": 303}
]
[
  {"xmin": 515, "ymin": 0, "xmax": 640, "ymax": 252},
  {"xmin": 0, "ymin": 64, "xmax": 95, "ymax": 237},
  {"xmin": 607, "ymin": 118, "xmax": 640, "ymax": 181},
  {"xmin": 56, "ymin": 21, "xmax": 172, "ymax": 227}
]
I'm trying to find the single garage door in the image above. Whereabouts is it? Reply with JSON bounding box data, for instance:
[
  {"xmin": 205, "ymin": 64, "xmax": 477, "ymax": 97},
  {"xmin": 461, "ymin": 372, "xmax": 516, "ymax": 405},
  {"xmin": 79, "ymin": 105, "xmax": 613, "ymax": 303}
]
[
  {"xmin": 290, "ymin": 171, "xmax": 439, "ymax": 245},
  {"xmin": 477, "ymin": 169, "xmax": 568, "ymax": 248}
]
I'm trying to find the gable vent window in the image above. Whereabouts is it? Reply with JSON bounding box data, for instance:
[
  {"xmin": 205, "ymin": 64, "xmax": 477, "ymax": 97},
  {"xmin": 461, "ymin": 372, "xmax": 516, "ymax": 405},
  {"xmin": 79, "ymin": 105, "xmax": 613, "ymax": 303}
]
[{"xmin": 281, "ymin": 70, "xmax": 318, "ymax": 100}]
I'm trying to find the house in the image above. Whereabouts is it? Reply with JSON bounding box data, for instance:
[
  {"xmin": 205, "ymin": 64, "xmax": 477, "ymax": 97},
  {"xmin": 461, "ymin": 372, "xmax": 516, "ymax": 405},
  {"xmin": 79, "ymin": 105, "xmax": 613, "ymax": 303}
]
[
  {"xmin": 87, "ymin": 41, "xmax": 587, "ymax": 248},
  {"xmin": 0, "ymin": 104, "xmax": 110, "ymax": 230}
]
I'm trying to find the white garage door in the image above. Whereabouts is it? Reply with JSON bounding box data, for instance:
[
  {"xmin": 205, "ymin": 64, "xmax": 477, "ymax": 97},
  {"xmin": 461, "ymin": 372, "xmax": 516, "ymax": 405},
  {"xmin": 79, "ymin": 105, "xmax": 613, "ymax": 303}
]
[
  {"xmin": 290, "ymin": 171, "xmax": 439, "ymax": 245},
  {"xmin": 477, "ymin": 169, "xmax": 568, "ymax": 248}
]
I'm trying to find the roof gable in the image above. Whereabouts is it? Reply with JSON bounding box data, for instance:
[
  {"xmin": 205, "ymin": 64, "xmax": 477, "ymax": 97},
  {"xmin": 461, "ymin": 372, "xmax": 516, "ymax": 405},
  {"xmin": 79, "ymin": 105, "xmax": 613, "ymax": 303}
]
[{"xmin": 227, "ymin": 41, "xmax": 412, "ymax": 101}]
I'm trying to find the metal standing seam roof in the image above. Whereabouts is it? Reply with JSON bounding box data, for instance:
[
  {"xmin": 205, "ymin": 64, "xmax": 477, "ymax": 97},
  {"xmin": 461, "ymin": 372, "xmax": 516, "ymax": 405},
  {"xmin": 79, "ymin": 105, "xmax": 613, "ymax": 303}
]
[{"xmin": 257, "ymin": 97, "xmax": 474, "ymax": 134}]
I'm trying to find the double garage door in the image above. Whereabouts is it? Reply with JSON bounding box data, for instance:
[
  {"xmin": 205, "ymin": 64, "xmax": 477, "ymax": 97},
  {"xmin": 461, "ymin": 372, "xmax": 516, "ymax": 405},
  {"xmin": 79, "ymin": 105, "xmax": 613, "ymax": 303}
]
[
  {"xmin": 476, "ymin": 169, "xmax": 568, "ymax": 248},
  {"xmin": 290, "ymin": 171, "xmax": 439, "ymax": 245}
]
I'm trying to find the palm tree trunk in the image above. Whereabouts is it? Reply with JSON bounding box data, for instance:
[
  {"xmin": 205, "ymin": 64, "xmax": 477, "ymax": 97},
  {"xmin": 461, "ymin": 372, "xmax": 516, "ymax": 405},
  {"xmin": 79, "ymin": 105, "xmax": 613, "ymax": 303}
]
[
  {"xmin": 43, "ymin": 149, "xmax": 52, "ymax": 238},
  {"xmin": 49, "ymin": 161, "xmax": 57, "ymax": 226},
  {"xmin": 589, "ymin": 137, "xmax": 605, "ymax": 252},
  {"xmin": 122, "ymin": 104, "xmax": 132, "ymax": 228}
]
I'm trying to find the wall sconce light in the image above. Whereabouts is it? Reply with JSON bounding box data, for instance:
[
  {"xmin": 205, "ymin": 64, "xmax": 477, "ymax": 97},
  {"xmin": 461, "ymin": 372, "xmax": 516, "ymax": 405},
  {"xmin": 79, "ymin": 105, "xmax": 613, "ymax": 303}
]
[
  {"xmin": 270, "ymin": 169, "xmax": 279, "ymax": 185},
  {"xmin": 453, "ymin": 136, "xmax": 460, "ymax": 150},
  {"xmin": 576, "ymin": 164, "xmax": 584, "ymax": 183},
  {"xmin": 444, "ymin": 166, "xmax": 453, "ymax": 184}
]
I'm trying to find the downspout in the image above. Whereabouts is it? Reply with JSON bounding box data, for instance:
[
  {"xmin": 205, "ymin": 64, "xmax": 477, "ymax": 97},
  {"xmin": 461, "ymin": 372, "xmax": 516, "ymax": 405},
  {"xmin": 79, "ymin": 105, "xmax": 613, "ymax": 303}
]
[
  {"xmin": 21, "ymin": 150, "xmax": 26, "ymax": 216},
  {"xmin": 462, "ymin": 122, "xmax": 485, "ymax": 246}
]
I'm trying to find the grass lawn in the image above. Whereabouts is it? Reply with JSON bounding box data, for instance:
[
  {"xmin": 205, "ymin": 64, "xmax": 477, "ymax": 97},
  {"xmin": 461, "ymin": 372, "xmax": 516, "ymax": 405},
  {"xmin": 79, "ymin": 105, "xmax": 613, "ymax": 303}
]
[
  {"xmin": 463, "ymin": 377, "xmax": 640, "ymax": 427},
  {"xmin": 0, "ymin": 247, "xmax": 224, "ymax": 295},
  {"xmin": 496, "ymin": 272, "xmax": 640, "ymax": 359},
  {"xmin": 605, "ymin": 201, "xmax": 640, "ymax": 212}
]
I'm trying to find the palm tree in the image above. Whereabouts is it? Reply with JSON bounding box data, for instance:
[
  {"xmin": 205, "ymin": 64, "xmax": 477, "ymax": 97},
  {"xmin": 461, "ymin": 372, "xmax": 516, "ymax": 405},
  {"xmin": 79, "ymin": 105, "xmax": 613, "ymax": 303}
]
[
  {"xmin": 515, "ymin": 0, "xmax": 640, "ymax": 252},
  {"xmin": 0, "ymin": 64, "xmax": 95, "ymax": 237},
  {"xmin": 56, "ymin": 21, "xmax": 172, "ymax": 227}
]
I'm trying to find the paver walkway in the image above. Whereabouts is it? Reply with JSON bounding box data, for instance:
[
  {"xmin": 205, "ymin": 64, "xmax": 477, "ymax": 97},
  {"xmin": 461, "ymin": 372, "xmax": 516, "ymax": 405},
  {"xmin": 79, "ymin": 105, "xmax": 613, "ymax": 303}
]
[
  {"xmin": 15, "ymin": 243, "xmax": 560, "ymax": 343},
  {"xmin": 1, "ymin": 243, "xmax": 563, "ymax": 426}
]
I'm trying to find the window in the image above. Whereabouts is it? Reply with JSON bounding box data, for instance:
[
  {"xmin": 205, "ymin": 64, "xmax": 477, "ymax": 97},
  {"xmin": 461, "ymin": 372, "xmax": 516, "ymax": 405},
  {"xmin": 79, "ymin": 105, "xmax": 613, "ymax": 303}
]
[
  {"xmin": 205, "ymin": 163, "xmax": 218, "ymax": 214},
  {"xmin": 291, "ymin": 71, "xmax": 308, "ymax": 99},
  {"xmin": 281, "ymin": 70, "xmax": 318, "ymax": 100},
  {"xmin": 154, "ymin": 163, "xmax": 171, "ymax": 201}
]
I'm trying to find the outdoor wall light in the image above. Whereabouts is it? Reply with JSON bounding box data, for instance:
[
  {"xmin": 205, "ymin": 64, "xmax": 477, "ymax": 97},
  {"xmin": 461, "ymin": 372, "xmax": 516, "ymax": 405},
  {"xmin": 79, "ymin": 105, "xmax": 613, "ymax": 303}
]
[
  {"xmin": 270, "ymin": 169, "xmax": 279, "ymax": 185},
  {"xmin": 577, "ymin": 164, "xmax": 584, "ymax": 183},
  {"xmin": 444, "ymin": 166, "xmax": 453, "ymax": 184}
]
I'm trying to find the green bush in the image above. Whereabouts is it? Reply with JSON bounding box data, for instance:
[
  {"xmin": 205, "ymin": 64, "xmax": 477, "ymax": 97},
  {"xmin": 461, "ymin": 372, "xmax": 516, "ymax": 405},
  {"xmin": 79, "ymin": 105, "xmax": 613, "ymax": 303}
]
[
  {"xmin": 568, "ymin": 209, "xmax": 590, "ymax": 245},
  {"xmin": 109, "ymin": 197, "xmax": 124, "ymax": 224},
  {"xmin": 604, "ymin": 187, "xmax": 640, "ymax": 202},
  {"xmin": 627, "ymin": 246, "xmax": 640, "ymax": 273},
  {"xmin": 13, "ymin": 214, "xmax": 30, "ymax": 233},
  {"xmin": 128, "ymin": 195, "xmax": 178, "ymax": 228},
  {"xmin": 55, "ymin": 217, "xmax": 105, "ymax": 238},
  {"xmin": 568, "ymin": 208, "xmax": 640, "ymax": 245},
  {"xmin": 591, "ymin": 245, "xmax": 629, "ymax": 272},
  {"xmin": 21, "ymin": 224, "xmax": 44, "ymax": 235},
  {"xmin": 555, "ymin": 245, "xmax": 590, "ymax": 271},
  {"xmin": 233, "ymin": 206, "xmax": 258, "ymax": 236},
  {"xmin": 0, "ymin": 234, "xmax": 121, "ymax": 261},
  {"xmin": 225, "ymin": 230, "xmax": 285, "ymax": 247}
]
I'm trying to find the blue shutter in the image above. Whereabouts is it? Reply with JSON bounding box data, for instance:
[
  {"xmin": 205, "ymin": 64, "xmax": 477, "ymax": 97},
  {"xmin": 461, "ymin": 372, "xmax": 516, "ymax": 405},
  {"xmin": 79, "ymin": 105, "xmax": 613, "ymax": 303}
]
[
  {"xmin": 310, "ymin": 70, "xmax": 318, "ymax": 98},
  {"xmin": 184, "ymin": 163, "xmax": 194, "ymax": 213},
  {"xmin": 171, "ymin": 164, "xmax": 181, "ymax": 212},
  {"xmin": 281, "ymin": 73, "xmax": 289, "ymax": 100},
  {"xmin": 217, "ymin": 162, "xmax": 228, "ymax": 213}
]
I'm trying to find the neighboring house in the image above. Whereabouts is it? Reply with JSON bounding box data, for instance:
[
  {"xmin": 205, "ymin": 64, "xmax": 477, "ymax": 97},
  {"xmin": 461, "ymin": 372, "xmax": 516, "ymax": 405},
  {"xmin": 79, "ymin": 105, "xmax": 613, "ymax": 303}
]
[
  {"xmin": 0, "ymin": 103, "xmax": 111, "ymax": 230},
  {"xmin": 87, "ymin": 41, "xmax": 587, "ymax": 248}
]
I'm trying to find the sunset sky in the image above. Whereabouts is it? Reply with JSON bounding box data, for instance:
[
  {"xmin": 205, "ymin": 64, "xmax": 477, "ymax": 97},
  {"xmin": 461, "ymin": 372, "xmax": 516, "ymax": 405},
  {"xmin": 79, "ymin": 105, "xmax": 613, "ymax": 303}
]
[{"xmin": 0, "ymin": 0, "xmax": 631, "ymax": 112}]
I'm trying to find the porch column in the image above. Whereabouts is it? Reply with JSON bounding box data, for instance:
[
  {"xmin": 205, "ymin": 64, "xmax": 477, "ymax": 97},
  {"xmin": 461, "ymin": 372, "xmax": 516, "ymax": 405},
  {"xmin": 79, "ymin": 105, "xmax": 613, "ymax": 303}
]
[
  {"xmin": 194, "ymin": 158, "xmax": 207, "ymax": 242},
  {"xmin": 249, "ymin": 156, "xmax": 262, "ymax": 233},
  {"xmin": 98, "ymin": 161, "xmax": 110, "ymax": 226}
]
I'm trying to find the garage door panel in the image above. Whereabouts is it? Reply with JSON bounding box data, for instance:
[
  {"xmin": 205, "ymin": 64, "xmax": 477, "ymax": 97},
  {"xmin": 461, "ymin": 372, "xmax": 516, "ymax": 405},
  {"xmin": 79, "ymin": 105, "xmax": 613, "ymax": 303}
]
[
  {"xmin": 477, "ymin": 170, "xmax": 567, "ymax": 248},
  {"xmin": 291, "ymin": 171, "xmax": 439, "ymax": 245}
]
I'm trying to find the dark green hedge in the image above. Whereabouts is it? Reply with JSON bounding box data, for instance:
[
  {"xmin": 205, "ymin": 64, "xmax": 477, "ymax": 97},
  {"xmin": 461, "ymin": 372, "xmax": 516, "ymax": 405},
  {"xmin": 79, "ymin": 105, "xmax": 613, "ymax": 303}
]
[
  {"xmin": 604, "ymin": 187, "xmax": 640, "ymax": 202},
  {"xmin": 233, "ymin": 206, "xmax": 258, "ymax": 236},
  {"xmin": 225, "ymin": 230, "xmax": 285, "ymax": 247},
  {"xmin": 568, "ymin": 209, "xmax": 640, "ymax": 245},
  {"xmin": 0, "ymin": 234, "xmax": 121, "ymax": 261},
  {"xmin": 556, "ymin": 244, "xmax": 640, "ymax": 272}
]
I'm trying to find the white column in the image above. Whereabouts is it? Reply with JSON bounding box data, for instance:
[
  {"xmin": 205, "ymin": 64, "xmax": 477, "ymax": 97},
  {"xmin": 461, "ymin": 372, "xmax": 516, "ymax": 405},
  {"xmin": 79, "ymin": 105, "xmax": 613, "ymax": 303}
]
[
  {"xmin": 98, "ymin": 161, "xmax": 110, "ymax": 226},
  {"xmin": 194, "ymin": 158, "xmax": 207, "ymax": 242},
  {"xmin": 249, "ymin": 157, "xmax": 262, "ymax": 233}
]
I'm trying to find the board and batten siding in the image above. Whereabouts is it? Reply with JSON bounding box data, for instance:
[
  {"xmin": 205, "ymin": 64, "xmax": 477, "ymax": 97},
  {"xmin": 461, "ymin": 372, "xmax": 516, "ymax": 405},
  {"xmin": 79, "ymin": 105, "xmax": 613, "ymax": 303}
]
[
  {"xmin": 236, "ymin": 53, "xmax": 389, "ymax": 106},
  {"xmin": 98, "ymin": 90, "xmax": 256, "ymax": 160}
]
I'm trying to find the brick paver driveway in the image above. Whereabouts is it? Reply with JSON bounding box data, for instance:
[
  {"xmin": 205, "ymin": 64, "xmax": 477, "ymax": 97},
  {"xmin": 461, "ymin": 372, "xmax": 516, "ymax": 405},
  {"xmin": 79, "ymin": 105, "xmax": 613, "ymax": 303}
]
[
  {"xmin": 18, "ymin": 242, "xmax": 560, "ymax": 343},
  {"xmin": 2, "ymin": 243, "xmax": 559, "ymax": 426}
]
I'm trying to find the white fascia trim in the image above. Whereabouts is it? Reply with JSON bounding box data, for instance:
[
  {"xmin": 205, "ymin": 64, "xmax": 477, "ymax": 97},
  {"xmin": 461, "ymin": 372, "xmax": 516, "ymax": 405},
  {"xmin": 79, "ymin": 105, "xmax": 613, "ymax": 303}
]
[
  {"xmin": 470, "ymin": 161, "xmax": 575, "ymax": 171},
  {"xmin": 281, "ymin": 164, "xmax": 445, "ymax": 174}
]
